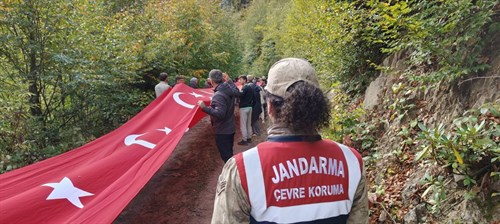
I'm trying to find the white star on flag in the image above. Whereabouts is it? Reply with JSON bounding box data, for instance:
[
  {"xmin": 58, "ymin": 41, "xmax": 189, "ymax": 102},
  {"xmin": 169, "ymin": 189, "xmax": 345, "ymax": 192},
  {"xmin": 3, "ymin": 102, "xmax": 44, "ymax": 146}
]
[
  {"xmin": 157, "ymin": 127, "xmax": 172, "ymax": 135},
  {"xmin": 42, "ymin": 177, "xmax": 94, "ymax": 208},
  {"xmin": 189, "ymin": 92, "xmax": 204, "ymax": 98}
]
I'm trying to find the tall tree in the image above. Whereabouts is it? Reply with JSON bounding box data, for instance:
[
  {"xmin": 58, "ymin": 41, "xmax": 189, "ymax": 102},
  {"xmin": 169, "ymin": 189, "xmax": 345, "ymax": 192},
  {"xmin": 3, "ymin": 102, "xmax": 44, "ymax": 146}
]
[
  {"xmin": 0, "ymin": 0, "xmax": 143, "ymax": 151},
  {"xmin": 0, "ymin": 0, "xmax": 63, "ymax": 117},
  {"xmin": 239, "ymin": 0, "xmax": 289, "ymax": 76},
  {"xmin": 129, "ymin": 0, "xmax": 243, "ymax": 78}
]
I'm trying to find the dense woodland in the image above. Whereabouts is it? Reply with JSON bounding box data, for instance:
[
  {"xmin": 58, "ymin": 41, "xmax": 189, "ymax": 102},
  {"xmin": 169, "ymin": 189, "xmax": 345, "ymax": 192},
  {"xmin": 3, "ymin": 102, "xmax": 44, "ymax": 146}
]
[{"xmin": 1, "ymin": 0, "xmax": 499, "ymax": 222}]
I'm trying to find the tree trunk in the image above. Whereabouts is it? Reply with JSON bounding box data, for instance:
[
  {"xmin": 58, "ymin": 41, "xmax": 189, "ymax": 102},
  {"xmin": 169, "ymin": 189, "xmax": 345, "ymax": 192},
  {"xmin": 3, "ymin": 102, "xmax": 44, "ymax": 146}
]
[{"xmin": 28, "ymin": 31, "xmax": 42, "ymax": 117}]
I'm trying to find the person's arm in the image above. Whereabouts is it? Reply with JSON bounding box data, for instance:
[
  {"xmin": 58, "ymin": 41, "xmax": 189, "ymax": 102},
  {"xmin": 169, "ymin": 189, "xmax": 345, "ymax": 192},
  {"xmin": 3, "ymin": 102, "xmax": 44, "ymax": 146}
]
[
  {"xmin": 251, "ymin": 85, "xmax": 258, "ymax": 107},
  {"xmin": 347, "ymin": 165, "xmax": 369, "ymax": 224},
  {"xmin": 201, "ymin": 94, "xmax": 227, "ymax": 119},
  {"xmin": 223, "ymin": 73, "xmax": 241, "ymax": 97},
  {"xmin": 211, "ymin": 158, "xmax": 250, "ymax": 224}
]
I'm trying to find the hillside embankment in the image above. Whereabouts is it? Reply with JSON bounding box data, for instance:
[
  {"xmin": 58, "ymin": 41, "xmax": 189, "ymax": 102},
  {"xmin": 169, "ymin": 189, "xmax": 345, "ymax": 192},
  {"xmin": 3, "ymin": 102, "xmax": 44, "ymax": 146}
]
[{"xmin": 362, "ymin": 44, "xmax": 499, "ymax": 223}]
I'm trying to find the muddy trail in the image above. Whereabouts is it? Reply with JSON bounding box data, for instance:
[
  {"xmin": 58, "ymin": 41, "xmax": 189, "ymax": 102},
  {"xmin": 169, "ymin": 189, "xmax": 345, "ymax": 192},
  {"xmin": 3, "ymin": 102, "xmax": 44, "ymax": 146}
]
[{"xmin": 114, "ymin": 115, "xmax": 268, "ymax": 224}]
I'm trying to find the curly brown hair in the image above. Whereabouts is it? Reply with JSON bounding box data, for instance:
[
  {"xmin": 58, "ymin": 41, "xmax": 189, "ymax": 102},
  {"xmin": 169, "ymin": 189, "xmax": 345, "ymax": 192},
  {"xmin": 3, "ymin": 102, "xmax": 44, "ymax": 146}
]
[{"xmin": 266, "ymin": 81, "xmax": 330, "ymax": 133}]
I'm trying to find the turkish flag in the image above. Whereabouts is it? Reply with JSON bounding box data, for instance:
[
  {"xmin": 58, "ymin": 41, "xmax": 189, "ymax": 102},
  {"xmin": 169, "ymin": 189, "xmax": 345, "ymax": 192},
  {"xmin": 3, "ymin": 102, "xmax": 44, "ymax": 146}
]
[{"xmin": 0, "ymin": 84, "xmax": 213, "ymax": 223}]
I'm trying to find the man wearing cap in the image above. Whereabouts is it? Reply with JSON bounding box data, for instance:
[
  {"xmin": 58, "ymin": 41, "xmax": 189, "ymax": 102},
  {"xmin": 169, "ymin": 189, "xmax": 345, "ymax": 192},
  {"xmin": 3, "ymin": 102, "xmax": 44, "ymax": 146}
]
[{"xmin": 211, "ymin": 58, "xmax": 368, "ymax": 223}]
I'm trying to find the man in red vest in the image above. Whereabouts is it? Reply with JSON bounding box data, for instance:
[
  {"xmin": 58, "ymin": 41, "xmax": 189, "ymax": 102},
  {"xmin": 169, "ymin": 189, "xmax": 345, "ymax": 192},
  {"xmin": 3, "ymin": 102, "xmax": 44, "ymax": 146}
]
[{"xmin": 211, "ymin": 58, "xmax": 368, "ymax": 223}]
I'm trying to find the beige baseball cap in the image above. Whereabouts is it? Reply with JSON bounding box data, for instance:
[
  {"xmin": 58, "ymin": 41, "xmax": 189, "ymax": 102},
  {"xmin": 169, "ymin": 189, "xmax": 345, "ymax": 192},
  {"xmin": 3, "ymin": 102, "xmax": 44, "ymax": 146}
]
[{"xmin": 265, "ymin": 58, "xmax": 319, "ymax": 97}]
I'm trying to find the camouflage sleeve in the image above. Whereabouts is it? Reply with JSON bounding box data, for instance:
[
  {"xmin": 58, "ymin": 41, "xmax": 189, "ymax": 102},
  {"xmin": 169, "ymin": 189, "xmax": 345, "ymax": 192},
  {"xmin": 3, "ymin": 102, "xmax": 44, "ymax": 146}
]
[
  {"xmin": 211, "ymin": 158, "xmax": 251, "ymax": 224},
  {"xmin": 347, "ymin": 165, "xmax": 369, "ymax": 224}
]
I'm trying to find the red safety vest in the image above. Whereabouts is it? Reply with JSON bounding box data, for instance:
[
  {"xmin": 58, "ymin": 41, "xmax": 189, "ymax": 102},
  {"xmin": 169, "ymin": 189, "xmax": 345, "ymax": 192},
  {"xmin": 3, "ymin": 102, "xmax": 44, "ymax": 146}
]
[{"xmin": 234, "ymin": 139, "xmax": 363, "ymax": 223}]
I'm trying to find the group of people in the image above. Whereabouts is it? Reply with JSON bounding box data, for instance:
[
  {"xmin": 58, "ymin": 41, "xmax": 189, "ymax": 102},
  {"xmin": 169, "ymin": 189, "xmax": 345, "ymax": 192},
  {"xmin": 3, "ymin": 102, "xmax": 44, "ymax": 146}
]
[
  {"xmin": 235, "ymin": 74, "xmax": 265, "ymax": 146},
  {"xmin": 192, "ymin": 71, "xmax": 263, "ymax": 162},
  {"xmin": 154, "ymin": 74, "xmax": 188, "ymax": 97},
  {"xmin": 195, "ymin": 71, "xmax": 266, "ymax": 162},
  {"xmin": 154, "ymin": 74, "xmax": 212, "ymax": 98},
  {"xmin": 156, "ymin": 58, "xmax": 368, "ymax": 223},
  {"xmin": 155, "ymin": 70, "xmax": 266, "ymax": 152}
]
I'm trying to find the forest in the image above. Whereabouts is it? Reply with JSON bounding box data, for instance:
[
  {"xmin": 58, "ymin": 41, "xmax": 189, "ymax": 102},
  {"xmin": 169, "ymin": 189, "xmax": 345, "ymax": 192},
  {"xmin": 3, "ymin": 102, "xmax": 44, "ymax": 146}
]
[{"xmin": 1, "ymin": 0, "xmax": 499, "ymax": 223}]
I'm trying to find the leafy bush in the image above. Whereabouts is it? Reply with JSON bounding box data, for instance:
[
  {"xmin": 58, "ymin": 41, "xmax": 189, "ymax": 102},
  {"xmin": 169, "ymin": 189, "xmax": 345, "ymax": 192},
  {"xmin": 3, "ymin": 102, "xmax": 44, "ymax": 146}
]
[
  {"xmin": 415, "ymin": 105, "xmax": 500, "ymax": 192},
  {"xmin": 420, "ymin": 174, "xmax": 448, "ymax": 214},
  {"xmin": 361, "ymin": 0, "xmax": 497, "ymax": 83},
  {"xmin": 321, "ymin": 84, "xmax": 379, "ymax": 151},
  {"xmin": 279, "ymin": 0, "xmax": 382, "ymax": 94}
]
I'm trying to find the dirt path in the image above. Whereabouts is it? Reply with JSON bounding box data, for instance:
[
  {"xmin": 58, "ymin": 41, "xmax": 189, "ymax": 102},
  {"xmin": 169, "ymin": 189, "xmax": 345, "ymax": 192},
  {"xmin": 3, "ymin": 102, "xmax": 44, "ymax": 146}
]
[{"xmin": 114, "ymin": 115, "xmax": 267, "ymax": 224}]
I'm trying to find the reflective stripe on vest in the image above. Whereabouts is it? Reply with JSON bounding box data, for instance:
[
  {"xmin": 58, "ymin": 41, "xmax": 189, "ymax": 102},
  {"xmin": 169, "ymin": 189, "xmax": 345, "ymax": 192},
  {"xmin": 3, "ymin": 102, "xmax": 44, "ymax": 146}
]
[{"xmin": 236, "ymin": 140, "xmax": 362, "ymax": 223}]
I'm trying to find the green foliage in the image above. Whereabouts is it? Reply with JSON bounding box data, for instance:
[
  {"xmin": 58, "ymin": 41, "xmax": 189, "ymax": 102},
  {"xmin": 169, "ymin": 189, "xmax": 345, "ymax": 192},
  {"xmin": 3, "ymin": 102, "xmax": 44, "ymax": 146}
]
[
  {"xmin": 279, "ymin": 0, "xmax": 382, "ymax": 94},
  {"xmin": 385, "ymin": 82, "xmax": 417, "ymax": 125},
  {"xmin": 0, "ymin": 0, "xmax": 243, "ymax": 173},
  {"xmin": 397, "ymin": 119, "xmax": 419, "ymax": 152},
  {"xmin": 239, "ymin": 0, "xmax": 379, "ymax": 91},
  {"xmin": 361, "ymin": 0, "xmax": 497, "ymax": 83},
  {"xmin": 238, "ymin": 0, "xmax": 497, "ymax": 91},
  {"xmin": 129, "ymin": 0, "xmax": 243, "ymax": 78},
  {"xmin": 415, "ymin": 104, "xmax": 500, "ymax": 194},
  {"xmin": 0, "ymin": 65, "xmax": 30, "ymax": 149},
  {"xmin": 321, "ymin": 84, "xmax": 378, "ymax": 151},
  {"xmin": 220, "ymin": 0, "xmax": 249, "ymax": 11},
  {"xmin": 322, "ymin": 84, "xmax": 365, "ymax": 142},
  {"xmin": 1, "ymin": 0, "xmax": 117, "ymax": 171},
  {"xmin": 239, "ymin": 0, "xmax": 287, "ymax": 77},
  {"xmin": 420, "ymin": 174, "xmax": 447, "ymax": 214},
  {"xmin": 0, "ymin": 124, "xmax": 88, "ymax": 173}
]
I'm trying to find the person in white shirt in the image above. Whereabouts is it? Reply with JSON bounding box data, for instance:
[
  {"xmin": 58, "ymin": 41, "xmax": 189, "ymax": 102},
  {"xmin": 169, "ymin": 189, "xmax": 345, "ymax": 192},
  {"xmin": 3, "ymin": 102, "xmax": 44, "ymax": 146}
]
[{"xmin": 155, "ymin": 72, "xmax": 171, "ymax": 98}]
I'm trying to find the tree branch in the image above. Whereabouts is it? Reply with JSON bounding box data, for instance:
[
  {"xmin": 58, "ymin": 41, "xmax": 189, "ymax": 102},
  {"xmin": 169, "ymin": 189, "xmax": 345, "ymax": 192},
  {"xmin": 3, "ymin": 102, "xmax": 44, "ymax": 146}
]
[{"xmin": 458, "ymin": 75, "xmax": 500, "ymax": 86}]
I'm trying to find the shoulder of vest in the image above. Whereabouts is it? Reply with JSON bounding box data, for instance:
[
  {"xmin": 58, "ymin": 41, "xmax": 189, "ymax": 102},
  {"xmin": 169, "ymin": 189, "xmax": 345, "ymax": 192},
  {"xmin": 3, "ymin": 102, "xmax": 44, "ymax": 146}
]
[
  {"xmin": 329, "ymin": 140, "xmax": 363, "ymax": 172},
  {"xmin": 234, "ymin": 147, "xmax": 258, "ymax": 200}
]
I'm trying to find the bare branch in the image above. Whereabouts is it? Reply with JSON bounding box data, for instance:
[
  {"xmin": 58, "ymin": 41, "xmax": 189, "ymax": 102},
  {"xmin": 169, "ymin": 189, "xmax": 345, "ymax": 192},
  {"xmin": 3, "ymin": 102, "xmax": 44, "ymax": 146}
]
[{"xmin": 458, "ymin": 75, "xmax": 500, "ymax": 86}]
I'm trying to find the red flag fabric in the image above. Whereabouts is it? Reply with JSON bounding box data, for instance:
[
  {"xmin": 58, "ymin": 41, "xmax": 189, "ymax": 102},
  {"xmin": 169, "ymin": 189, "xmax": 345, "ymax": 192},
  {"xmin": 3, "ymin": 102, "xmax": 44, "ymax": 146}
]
[
  {"xmin": 235, "ymin": 80, "xmax": 242, "ymax": 90},
  {"xmin": 0, "ymin": 84, "xmax": 213, "ymax": 223}
]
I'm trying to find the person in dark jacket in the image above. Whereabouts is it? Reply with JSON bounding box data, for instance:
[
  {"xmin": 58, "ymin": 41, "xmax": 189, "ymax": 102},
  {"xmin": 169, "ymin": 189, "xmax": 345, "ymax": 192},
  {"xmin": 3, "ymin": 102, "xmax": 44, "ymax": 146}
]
[
  {"xmin": 247, "ymin": 75, "xmax": 263, "ymax": 136},
  {"xmin": 236, "ymin": 75, "xmax": 255, "ymax": 145},
  {"xmin": 198, "ymin": 70, "xmax": 239, "ymax": 163}
]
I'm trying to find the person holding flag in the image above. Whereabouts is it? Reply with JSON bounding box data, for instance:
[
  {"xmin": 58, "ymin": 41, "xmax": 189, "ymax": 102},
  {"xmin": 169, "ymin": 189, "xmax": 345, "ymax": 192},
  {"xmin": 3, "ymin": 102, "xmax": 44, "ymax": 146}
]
[{"xmin": 197, "ymin": 70, "xmax": 239, "ymax": 163}]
